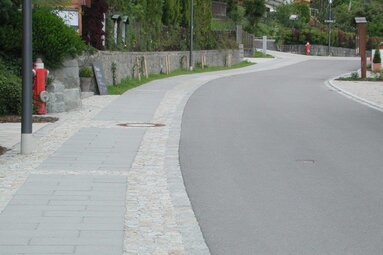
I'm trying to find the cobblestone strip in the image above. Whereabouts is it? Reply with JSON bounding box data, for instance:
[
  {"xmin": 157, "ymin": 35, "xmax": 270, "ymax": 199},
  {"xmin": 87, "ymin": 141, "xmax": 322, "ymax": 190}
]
[
  {"xmin": 0, "ymin": 96, "xmax": 118, "ymax": 213},
  {"xmin": 124, "ymin": 79, "xmax": 211, "ymax": 255}
]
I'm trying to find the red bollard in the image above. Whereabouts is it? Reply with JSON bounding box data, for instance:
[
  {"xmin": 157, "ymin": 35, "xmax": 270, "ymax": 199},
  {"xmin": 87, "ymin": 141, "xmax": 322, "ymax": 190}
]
[
  {"xmin": 32, "ymin": 58, "xmax": 49, "ymax": 115},
  {"xmin": 305, "ymin": 42, "xmax": 311, "ymax": 56}
]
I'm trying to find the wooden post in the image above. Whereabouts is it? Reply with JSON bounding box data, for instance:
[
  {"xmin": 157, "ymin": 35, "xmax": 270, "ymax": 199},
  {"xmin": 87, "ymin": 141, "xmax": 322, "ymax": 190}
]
[
  {"xmin": 143, "ymin": 56, "xmax": 148, "ymax": 79},
  {"xmin": 355, "ymin": 17, "xmax": 368, "ymax": 79},
  {"xmin": 166, "ymin": 55, "xmax": 170, "ymax": 74}
]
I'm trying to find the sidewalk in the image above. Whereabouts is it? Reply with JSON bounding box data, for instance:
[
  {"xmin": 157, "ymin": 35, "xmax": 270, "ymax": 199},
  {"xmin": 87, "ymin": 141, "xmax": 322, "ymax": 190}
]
[{"xmin": 0, "ymin": 52, "xmax": 379, "ymax": 254}]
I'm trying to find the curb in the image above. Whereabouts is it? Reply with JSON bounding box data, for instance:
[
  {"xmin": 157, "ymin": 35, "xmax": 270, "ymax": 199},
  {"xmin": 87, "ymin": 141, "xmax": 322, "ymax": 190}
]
[{"xmin": 326, "ymin": 75, "xmax": 383, "ymax": 113}]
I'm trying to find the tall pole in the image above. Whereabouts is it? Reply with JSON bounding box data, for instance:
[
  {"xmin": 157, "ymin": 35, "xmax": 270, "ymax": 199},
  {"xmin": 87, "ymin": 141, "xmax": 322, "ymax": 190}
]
[
  {"xmin": 328, "ymin": 0, "xmax": 332, "ymax": 56},
  {"xmin": 355, "ymin": 17, "xmax": 367, "ymax": 78},
  {"xmin": 189, "ymin": 0, "xmax": 194, "ymax": 71},
  {"xmin": 21, "ymin": 0, "xmax": 33, "ymax": 154}
]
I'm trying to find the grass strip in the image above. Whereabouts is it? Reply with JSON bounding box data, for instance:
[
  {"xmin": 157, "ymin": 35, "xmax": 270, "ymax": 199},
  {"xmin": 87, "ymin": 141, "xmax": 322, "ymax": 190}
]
[
  {"xmin": 253, "ymin": 51, "xmax": 274, "ymax": 58},
  {"xmin": 108, "ymin": 61, "xmax": 254, "ymax": 95}
]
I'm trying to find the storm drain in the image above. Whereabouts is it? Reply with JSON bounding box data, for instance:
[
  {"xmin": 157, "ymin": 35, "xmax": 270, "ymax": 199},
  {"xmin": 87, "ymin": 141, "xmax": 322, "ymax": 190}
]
[{"xmin": 117, "ymin": 123, "xmax": 165, "ymax": 128}]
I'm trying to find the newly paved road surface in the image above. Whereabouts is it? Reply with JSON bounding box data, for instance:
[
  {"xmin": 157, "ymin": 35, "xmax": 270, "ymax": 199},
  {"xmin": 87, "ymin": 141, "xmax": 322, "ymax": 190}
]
[{"xmin": 180, "ymin": 59, "xmax": 383, "ymax": 254}]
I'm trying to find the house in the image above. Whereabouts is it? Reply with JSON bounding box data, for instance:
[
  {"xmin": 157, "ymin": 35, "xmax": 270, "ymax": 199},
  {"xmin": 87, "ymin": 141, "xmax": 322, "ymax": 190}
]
[{"xmin": 55, "ymin": 0, "xmax": 91, "ymax": 35}]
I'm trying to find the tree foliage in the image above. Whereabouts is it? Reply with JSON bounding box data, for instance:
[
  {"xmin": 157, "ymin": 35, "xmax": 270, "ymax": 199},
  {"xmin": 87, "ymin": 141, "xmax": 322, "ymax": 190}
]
[{"xmin": 244, "ymin": 0, "xmax": 266, "ymax": 33}]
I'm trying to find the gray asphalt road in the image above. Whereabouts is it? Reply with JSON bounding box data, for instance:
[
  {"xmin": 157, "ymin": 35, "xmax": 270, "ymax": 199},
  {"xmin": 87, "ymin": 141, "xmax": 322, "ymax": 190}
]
[{"xmin": 179, "ymin": 59, "xmax": 383, "ymax": 254}]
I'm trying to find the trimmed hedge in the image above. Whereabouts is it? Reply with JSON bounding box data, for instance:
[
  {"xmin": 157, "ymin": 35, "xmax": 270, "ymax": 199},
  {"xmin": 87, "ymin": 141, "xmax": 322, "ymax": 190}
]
[{"xmin": 0, "ymin": 61, "xmax": 22, "ymax": 115}]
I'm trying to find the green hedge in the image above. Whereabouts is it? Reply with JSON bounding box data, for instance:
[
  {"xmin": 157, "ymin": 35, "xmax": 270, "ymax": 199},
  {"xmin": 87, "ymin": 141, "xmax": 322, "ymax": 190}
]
[
  {"xmin": 0, "ymin": 60, "xmax": 22, "ymax": 115},
  {"xmin": 277, "ymin": 27, "xmax": 356, "ymax": 49}
]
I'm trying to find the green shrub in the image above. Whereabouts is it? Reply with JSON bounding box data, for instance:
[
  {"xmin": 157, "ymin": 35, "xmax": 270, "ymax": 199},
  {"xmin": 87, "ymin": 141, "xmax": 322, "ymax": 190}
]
[
  {"xmin": 0, "ymin": 60, "xmax": 22, "ymax": 115},
  {"xmin": 79, "ymin": 66, "xmax": 94, "ymax": 77},
  {"xmin": 373, "ymin": 48, "xmax": 381, "ymax": 64},
  {"xmin": 350, "ymin": 72, "xmax": 359, "ymax": 80},
  {"xmin": 0, "ymin": 8, "xmax": 86, "ymax": 69},
  {"xmin": 33, "ymin": 9, "xmax": 86, "ymax": 68}
]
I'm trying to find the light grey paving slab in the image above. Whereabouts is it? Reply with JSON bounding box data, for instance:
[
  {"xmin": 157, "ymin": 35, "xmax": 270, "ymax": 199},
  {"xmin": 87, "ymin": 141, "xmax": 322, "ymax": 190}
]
[
  {"xmin": 48, "ymin": 200, "xmax": 125, "ymax": 206},
  {"xmin": 74, "ymin": 245, "xmax": 123, "ymax": 255},
  {"xmin": 0, "ymin": 236, "xmax": 30, "ymax": 245},
  {"xmin": 35, "ymin": 128, "xmax": 144, "ymax": 174},
  {"xmin": 80, "ymin": 230, "xmax": 123, "ymax": 239},
  {"xmin": 0, "ymin": 230, "xmax": 79, "ymax": 238},
  {"xmin": 29, "ymin": 236, "xmax": 121, "ymax": 245},
  {"xmin": 0, "ymin": 174, "xmax": 126, "ymax": 255},
  {"xmin": 0, "ymin": 245, "xmax": 75, "ymax": 254},
  {"xmin": 37, "ymin": 222, "xmax": 124, "ymax": 231}
]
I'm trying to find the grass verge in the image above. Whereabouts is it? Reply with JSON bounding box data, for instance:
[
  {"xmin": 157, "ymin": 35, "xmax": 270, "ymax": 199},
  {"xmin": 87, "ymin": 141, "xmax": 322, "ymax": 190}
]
[
  {"xmin": 108, "ymin": 61, "xmax": 254, "ymax": 95},
  {"xmin": 336, "ymin": 71, "xmax": 383, "ymax": 82},
  {"xmin": 253, "ymin": 51, "xmax": 274, "ymax": 58}
]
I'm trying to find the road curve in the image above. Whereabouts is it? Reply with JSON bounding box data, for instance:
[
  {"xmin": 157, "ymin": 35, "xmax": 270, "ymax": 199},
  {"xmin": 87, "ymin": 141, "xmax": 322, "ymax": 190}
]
[{"xmin": 179, "ymin": 59, "xmax": 383, "ymax": 254}]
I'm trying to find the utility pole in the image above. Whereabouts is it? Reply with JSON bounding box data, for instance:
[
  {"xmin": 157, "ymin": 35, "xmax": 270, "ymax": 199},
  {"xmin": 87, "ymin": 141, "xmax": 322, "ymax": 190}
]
[
  {"xmin": 189, "ymin": 0, "xmax": 194, "ymax": 71},
  {"xmin": 326, "ymin": 0, "xmax": 333, "ymax": 56},
  {"xmin": 21, "ymin": 0, "xmax": 33, "ymax": 154}
]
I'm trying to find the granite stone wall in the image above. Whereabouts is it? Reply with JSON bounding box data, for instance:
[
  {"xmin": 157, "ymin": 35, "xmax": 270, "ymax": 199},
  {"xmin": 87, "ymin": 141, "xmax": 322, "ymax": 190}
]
[
  {"xmin": 253, "ymin": 38, "xmax": 369, "ymax": 57},
  {"xmin": 47, "ymin": 49, "xmax": 241, "ymax": 113},
  {"xmin": 48, "ymin": 59, "xmax": 82, "ymax": 113},
  {"xmin": 78, "ymin": 49, "xmax": 241, "ymax": 85}
]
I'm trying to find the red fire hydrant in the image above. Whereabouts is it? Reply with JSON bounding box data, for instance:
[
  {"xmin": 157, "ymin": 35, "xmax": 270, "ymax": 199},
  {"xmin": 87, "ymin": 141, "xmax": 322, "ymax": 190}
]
[
  {"xmin": 32, "ymin": 58, "xmax": 49, "ymax": 115},
  {"xmin": 305, "ymin": 42, "xmax": 311, "ymax": 56}
]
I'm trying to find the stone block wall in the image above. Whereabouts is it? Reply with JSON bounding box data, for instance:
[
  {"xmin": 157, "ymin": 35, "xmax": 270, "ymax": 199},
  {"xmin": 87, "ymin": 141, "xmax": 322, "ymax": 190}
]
[
  {"xmin": 254, "ymin": 38, "xmax": 371, "ymax": 57},
  {"xmin": 47, "ymin": 49, "xmax": 240, "ymax": 113},
  {"xmin": 78, "ymin": 49, "xmax": 241, "ymax": 85},
  {"xmin": 48, "ymin": 59, "xmax": 82, "ymax": 113}
]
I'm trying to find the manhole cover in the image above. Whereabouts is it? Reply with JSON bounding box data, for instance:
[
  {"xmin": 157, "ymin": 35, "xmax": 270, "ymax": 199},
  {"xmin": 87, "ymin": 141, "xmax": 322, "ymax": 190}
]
[
  {"xmin": 118, "ymin": 123, "xmax": 165, "ymax": 128},
  {"xmin": 296, "ymin": 159, "xmax": 315, "ymax": 164}
]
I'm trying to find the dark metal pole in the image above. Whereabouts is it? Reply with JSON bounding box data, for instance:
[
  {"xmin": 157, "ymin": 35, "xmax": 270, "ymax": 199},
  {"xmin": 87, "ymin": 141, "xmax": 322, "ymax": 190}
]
[
  {"xmin": 189, "ymin": 0, "xmax": 194, "ymax": 71},
  {"xmin": 328, "ymin": 1, "xmax": 332, "ymax": 56},
  {"xmin": 21, "ymin": 0, "xmax": 33, "ymax": 154}
]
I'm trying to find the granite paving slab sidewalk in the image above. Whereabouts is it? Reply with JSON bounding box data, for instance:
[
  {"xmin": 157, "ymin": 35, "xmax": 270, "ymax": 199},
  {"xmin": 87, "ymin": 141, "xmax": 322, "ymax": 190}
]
[{"xmin": 0, "ymin": 52, "xmax": 371, "ymax": 254}]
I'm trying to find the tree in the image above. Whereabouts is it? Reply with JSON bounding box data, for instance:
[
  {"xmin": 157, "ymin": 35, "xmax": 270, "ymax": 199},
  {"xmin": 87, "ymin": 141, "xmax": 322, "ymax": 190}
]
[
  {"xmin": 0, "ymin": 0, "xmax": 16, "ymax": 24},
  {"xmin": 244, "ymin": 0, "xmax": 266, "ymax": 34},
  {"xmin": 194, "ymin": 0, "xmax": 213, "ymax": 49},
  {"xmin": 140, "ymin": 0, "xmax": 163, "ymax": 50},
  {"xmin": 162, "ymin": 0, "xmax": 181, "ymax": 26}
]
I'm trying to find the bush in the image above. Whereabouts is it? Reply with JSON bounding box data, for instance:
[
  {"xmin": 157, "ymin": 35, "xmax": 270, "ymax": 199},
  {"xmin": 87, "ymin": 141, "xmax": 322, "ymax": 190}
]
[
  {"xmin": 373, "ymin": 47, "xmax": 381, "ymax": 64},
  {"xmin": 33, "ymin": 9, "xmax": 86, "ymax": 68},
  {"xmin": 0, "ymin": 8, "xmax": 86, "ymax": 69},
  {"xmin": 0, "ymin": 60, "xmax": 22, "ymax": 115}
]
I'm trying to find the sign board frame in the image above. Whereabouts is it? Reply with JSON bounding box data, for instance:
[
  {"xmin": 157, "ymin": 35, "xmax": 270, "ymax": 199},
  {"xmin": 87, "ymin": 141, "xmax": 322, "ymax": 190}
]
[{"xmin": 92, "ymin": 63, "xmax": 108, "ymax": 95}]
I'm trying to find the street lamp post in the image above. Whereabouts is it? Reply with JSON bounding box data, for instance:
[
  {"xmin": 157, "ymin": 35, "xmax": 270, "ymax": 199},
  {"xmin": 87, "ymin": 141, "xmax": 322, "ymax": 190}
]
[
  {"xmin": 328, "ymin": 0, "xmax": 333, "ymax": 56},
  {"xmin": 189, "ymin": 0, "xmax": 194, "ymax": 71},
  {"xmin": 21, "ymin": 0, "xmax": 33, "ymax": 154}
]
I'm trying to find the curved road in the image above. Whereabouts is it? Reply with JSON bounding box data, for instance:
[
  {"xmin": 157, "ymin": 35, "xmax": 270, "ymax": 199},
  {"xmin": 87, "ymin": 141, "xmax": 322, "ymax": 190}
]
[{"xmin": 180, "ymin": 59, "xmax": 383, "ymax": 254}]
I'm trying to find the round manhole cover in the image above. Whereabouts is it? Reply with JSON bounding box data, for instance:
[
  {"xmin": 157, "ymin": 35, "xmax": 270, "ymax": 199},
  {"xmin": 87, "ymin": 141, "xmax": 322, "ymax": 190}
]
[{"xmin": 118, "ymin": 123, "xmax": 165, "ymax": 128}]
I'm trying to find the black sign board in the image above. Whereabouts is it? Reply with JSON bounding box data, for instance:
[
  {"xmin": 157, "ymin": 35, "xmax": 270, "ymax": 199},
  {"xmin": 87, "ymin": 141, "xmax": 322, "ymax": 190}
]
[{"xmin": 92, "ymin": 63, "xmax": 108, "ymax": 95}]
